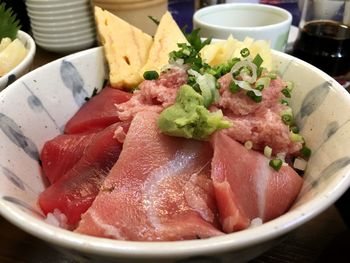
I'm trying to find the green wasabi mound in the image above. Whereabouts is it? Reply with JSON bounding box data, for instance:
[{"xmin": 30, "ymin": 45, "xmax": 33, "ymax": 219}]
[{"xmin": 158, "ymin": 85, "xmax": 231, "ymax": 140}]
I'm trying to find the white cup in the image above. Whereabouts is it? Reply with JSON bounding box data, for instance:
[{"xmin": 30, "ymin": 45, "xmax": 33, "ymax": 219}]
[{"xmin": 193, "ymin": 3, "xmax": 292, "ymax": 51}]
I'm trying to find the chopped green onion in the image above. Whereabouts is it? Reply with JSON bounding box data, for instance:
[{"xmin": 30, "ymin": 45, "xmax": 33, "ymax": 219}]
[
  {"xmin": 187, "ymin": 75, "xmax": 196, "ymax": 85},
  {"xmin": 255, "ymin": 77, "xmax": 271, "ymax": 91},
  {"xmin": 281, "ymin": 88, "xmax": 291, "ymax": 98},
  {"xmin": 269, "ymin": 158, "xmax": 283, "ymax": 171},
  {"xmin": 230, "ymin": 60, "xmax": 258, "ymax": 84},
  {"xmin": 226, "ymin": 58, "xmax": 240, "ymax": 70},
  {"xmin": 182, "ymin": 48, "xmax": 191, "ymax": 56},
  {"xmin": 205, "ymin": 67, "xmax": 217, "ymax": 76},
  {"xmin": 282, "ymin": 114, "xmax": 293, "ymax": 125},
  {"xmin": 246, "ymin": 90, "xmax": 262, "ymax": 103},
  {"xmin": 264, "ymin": 145, "xmax": 272, "ymax": 158},
  {"xmin": 280, "ymin": 108, "xmax": 293, "ymax": 125},
  {"xmin": 233, "ymin": 79, "xmax": 255, "ymax": 91},
  {"xmin": 290, "ymin": 126, "xmax": 299, "ymax": 133},
  {"xmin": 143, "ymin": 70, "xmax": 159, "ymax": 80},
  {"xmin": 267, "ymin": 72, "xmax": 277, "ymax": 80},
  {"xmin": 257, "ymin": 67, "xmax": 265, "ymax": 78},
  {"xmin": 255, "ymin": 85, "xmax": 264, "ymax": 91},
  {"xmin": 240, "ymin": 67, "xmax": 251, "ymax": 75},
  {"xmin": 229, "ymin": 82, "xmax": 240, "ymax": 93},
  {"xmin": 280, "ymin": 98, "xmax": 289, "ymax": 106},
  {"xmin": 232, "ymin": 70, "xmax": 240, "ymax": 78},
  {"xmin": 169, "ymin": 42, "xmax": 206, "ymax": 72},
  {"xmin": 252, "ymin": 54, "xmax": 263, "ymax": 68},
  {"xmin": 213, "ymin": 58, "xmax": 241, "ymax": 78},
  {"xmin": 300, "ymin": 145, "xmax": 312, "ymax": 158},
  {"xmin": 240, "ymin": 48, "xmax": 250, "ymax": 58},
  {"xmin": 290, "ymin": 131, "xmax": 304, "ymax": 142},
  {"xmin": 285, "ymin": 81, "xmax": 294, "ymax": 91}
]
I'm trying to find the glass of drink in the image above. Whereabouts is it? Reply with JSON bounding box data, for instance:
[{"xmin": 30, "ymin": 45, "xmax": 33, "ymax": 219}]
[{"xmin": 292, "ymin": 0, "xmax": 350, "ymax": 77}]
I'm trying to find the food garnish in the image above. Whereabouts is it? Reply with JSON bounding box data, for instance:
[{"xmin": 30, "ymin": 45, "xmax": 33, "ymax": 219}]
[
  {"xmin": 158, "ymin": 85, "xmax": 230, "ymax": 140},
  {"xmin": 140, "ymin": 11, "xmax": 188, "ymax": 76},
  {"xmin": 300, "ymin": 145, "xmax": 312, "ymax": 158},
  {"xmin": 0, "ymin": 2, "xmax": 20, "ymax": 40},
  {"xmin": 94, "ymin": 6, "xmax": 153, "ymax": 88},
  {"xmin": 143, "ymin": 70, "xmax": 159, "ymax": 80},
  {"xmin": 0, "ymin": 2, "xmax": 27, "ymax": 77},
  {"xmin": 269, "ymin": 158, "xmax": 283, "ymax": 171},
  {"xmin": 95, "ymin": 8, "xmax": 188, "ymax": 89}
]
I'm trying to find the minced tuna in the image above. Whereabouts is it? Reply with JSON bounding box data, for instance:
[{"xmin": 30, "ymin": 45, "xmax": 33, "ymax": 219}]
[
  {"xmin": 116, "ymin": 67, "xmax": 187, "ymax": 121},
  {"xmin": 215, "ymin": 73, "xmax": 302, "ymax": 155}
]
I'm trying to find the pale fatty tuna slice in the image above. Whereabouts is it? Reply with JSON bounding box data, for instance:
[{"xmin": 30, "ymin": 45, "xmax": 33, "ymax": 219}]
[
  {"xmin": 75, "ymin": 111, "xmax": 223, "ymax": 241},
  {"xmin": 211, "ymin": 131, "xmax": 303, "ymax": 233}
]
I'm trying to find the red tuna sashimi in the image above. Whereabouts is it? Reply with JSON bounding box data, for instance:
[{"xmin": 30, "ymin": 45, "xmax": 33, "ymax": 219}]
[
  {"xmin": 41, "ymin": 133, "xmax": 95, "ymax": 184},
  {"xmin": 64, "ymin": 86, "xmax": 132, "ymax": 134},
  {"xmin": 75, "ymin": 111, "xmax": 223, "ymax": 241},
  {"xmin": 39, "ymin": 122, "xmax": 129, "ymax": 228},
  {"xmin": 211, "ymin": 131, "xmax": 303, "ymax": 233}
]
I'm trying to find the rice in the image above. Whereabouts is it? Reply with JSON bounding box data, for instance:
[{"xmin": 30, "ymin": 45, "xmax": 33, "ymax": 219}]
[
  {"xmin": 45, "ymin": 209, "xmax": 69, "ymax": 229},
  {"xmin": 249, "ymin": 218, "xmax": 263, "ymax": 228}
]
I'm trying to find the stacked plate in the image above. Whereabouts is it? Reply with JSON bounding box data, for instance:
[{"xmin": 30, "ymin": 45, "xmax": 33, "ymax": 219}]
[
  {"xmin": 25, "ymin": 0, "xmax": 96, "ymax": 53},
  {"xmin": 91, "ymin": 0, "xmax": 168, "ymax": 35}
]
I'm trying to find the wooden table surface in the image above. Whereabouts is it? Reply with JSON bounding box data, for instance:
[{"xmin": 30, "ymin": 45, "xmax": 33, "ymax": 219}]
[{"xmin": 0, "ymin": 47, "xmax": 349, "ymax": 263}]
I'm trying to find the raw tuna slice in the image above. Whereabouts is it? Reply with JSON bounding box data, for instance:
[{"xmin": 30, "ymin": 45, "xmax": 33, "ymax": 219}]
[
  {"xmin": 41, "ymin": 133, "xmax": 95, "ymax": 184},
  {"xmin": 75, "ymin": 111, "xmax": 223, "ymax": 241},
  {"xmin": 64, "ymin": 86, "xmax": 132, "ymax": 134},
  {"xmin": 211, "ymin": 131, "xmax": 303, "ymax": 233},
  {"xmin": 39, "ymin": 122, "xmax": 129, "ymax": 228}
]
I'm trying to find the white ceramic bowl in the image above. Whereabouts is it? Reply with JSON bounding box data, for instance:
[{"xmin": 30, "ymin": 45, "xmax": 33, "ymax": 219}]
[
  {"xmin": 26, "ymin": 5, "xmax": 92, "ymax": 17},
  {"xmin": 35, "ymin": 39, "xmax": 96, "ymax": 53},
  {"xmin": 32, "ymin": 29, "xmax": 96, "ymax": 43},
  {"xmin": 28, "ymin": 16, "xmax": 92, "ymax": 28},
  {"xmin": 27, "ymin": 0, "xmax": 88, "ymax": 3},
  {"xmin": 0, "ymin": 47, "xmax": 350, "ymax": 262},
  {"xmin": 33, "ymin": 33, "xmax": 95, "ymax": 44},
  {"xmin": 193, "ymin": 3, "xmax": 292, "ymax": 51},
  {"xmin": 29, "ymin": 16, "xmax": 93, "ymax": 28},
  {"xmin": 25, "ymin": 0, "xmax": 95, "ymax": 54},
  {"xmin": 0, "ymin": 31, "xmax": 36, "ymax": 91},
  {"xmin": 26, "ymin": 1, "xmax": 89, "ymax": 11},
  {"xmin": 93, "ymin": 0, "xmax": 153, "ymax": 3},
  {"xmin": 93, "ymin": 0, "xmax": 166, "ymax": 7},
  {"xmin": 31, "ymin": 22, "xmax": 95, "ymax": 35}
]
